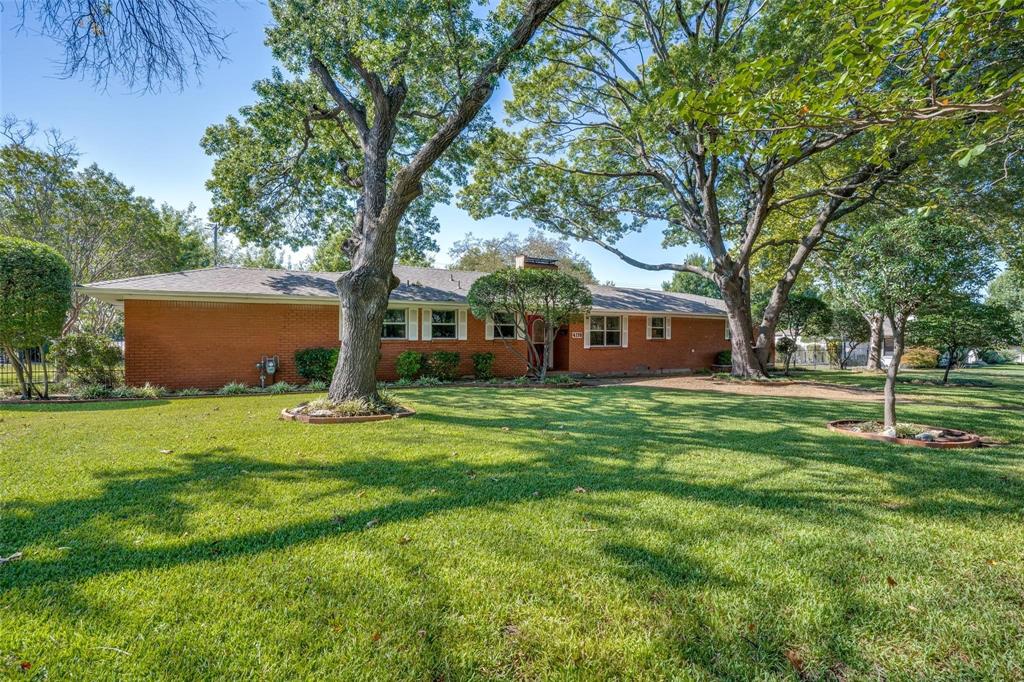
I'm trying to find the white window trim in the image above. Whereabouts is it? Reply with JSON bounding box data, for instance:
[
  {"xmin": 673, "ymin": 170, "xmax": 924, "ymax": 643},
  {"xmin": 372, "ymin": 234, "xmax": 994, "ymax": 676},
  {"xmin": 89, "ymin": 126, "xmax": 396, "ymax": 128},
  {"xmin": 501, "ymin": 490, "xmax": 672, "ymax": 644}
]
[
  {"xmin": 646, "ymin": 315, "xmax": 671, "ymax": 341},
  {"xmin": 381, "ymin": 307, "xmax": 410, "ymax": 341},
  {"xmin": 486, "ymin": 312, "xmax": 518, "ymax": 341},
  {"xmin": 586, "ymin": 314, "xmax": 628, "ymax": 348},
  {"xmin": 424, "ymin": 308, "xmax": 460, "ymax": 341}
]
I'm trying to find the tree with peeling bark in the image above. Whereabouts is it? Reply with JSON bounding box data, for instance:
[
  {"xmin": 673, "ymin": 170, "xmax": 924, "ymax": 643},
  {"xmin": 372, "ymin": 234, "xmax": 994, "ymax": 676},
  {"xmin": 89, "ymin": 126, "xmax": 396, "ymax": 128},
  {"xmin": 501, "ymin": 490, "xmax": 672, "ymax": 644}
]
[
  {"xmin": 460, "ymin": 0, "xmax": 1024, "ymax": 378},
  {"xmin": 832, "ymin": 215, "xmax": 997, "ymax": 430},
  {"xmin": 203, "ymin": 0, "xmax": 569, "ymax": 404}
]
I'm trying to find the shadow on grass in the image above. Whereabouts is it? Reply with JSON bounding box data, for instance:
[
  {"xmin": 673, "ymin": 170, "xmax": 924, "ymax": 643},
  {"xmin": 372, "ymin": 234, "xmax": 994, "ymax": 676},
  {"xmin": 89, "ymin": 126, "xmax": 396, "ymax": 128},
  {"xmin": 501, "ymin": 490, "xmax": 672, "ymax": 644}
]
[
  {"xmin": 4, "ymin": 387, "xmax": 1020, "ymax": 592},
  {"xmin": 0, "ymin": 399, "xmax": 172, "ymax": 412}
]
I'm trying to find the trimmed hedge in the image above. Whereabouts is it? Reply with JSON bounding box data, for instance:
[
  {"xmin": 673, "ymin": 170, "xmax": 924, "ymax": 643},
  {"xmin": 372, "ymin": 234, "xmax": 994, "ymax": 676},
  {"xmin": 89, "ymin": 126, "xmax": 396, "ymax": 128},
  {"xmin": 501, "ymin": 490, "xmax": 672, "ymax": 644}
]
[
  {"xmin": 395, "ymin": 351, "xmax": 425, "ymax": 381},
  {"xmin": 427, "ymin": 351, "xmax": 460, "ymax": 381},
  {"xmin": 471, "ymin": 352, "xmax": 495, "ymax": 380},
  {"xmin": 294, "ymin": 347, "xmax": 338, "ymax": 383}
]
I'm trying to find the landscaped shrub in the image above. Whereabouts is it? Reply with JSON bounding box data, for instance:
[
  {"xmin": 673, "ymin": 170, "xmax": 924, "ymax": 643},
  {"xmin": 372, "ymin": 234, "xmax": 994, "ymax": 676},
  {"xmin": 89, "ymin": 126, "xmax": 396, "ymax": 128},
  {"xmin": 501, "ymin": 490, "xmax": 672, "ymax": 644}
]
[
  {"xmin": 177, "ymin": 387, "xmax": 202, "ymax": 396},
  {"xmin": 413, "ymin": 376, "xmax": 443, "ymax": 386},
  {"xmin": 109, "ymin": 383, "xmax": 166, "ymax": 399},
  {"xmin": 294, "ymin": 347, "xmax": 338, "ymax": 383},
  {"xmin": 395, "ymin": 350, "xmax": 425, "ymax": 381},
  {"xmin": 267, "ymin": 381, "xmax": 297, "ymax": 394},
  {"xmin": 471, "ymin": 352, "xmax": 495, "ymax": 380},
  {"xmin": 900, "ymin": 346, "xmax": 939, "ymax": 369},
  {"xmin": 715, "ymin": 350, "xmax": 732, "ymax": 365},
  {"xmin": 50, "ymin": 333, "xmax": 123, "ymax": 387},
  {"xmin": 306, "ymin": 379, "xmax": 328, "ymax": 391},
  {"xmin": 218, "ymin": 381, "xmax": 250, "ymax": 395},
  {"xmin": 980, "ymin": 348, "xmax": 1013, "ymax": 364},
  {"xmin": 427, "ymin": 351, "xmax": 460, "ymax": 381}
]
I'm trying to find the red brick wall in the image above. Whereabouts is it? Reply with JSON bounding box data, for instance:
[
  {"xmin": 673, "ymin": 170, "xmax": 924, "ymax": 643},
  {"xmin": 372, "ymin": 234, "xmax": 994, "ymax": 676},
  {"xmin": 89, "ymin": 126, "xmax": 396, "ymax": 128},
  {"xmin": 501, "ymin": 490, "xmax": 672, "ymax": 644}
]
[
  {"xmin": 123, "ymin": 300, "xmax": 530, "ymax": 390},
  {"xmin": 566, "ymin": 314, "xmax": 729, "ymax": 375}
]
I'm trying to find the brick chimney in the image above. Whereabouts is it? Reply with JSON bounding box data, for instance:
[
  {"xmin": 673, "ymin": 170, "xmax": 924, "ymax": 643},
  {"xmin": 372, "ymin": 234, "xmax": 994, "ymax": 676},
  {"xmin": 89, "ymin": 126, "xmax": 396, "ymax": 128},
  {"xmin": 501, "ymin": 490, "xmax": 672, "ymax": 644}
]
[{"xmin": 514, "ymin": 254, "xmax": 559, "ymax": 270}]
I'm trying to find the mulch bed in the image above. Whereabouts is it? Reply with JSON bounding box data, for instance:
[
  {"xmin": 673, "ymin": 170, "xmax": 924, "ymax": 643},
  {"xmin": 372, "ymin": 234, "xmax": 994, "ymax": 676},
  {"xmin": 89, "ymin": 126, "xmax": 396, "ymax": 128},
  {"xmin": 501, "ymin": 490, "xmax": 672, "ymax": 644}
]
[
  {"xmin": 827, "ymin": 419, "xmax": 983, "ymax": 449},
  {"xmin": 280, "ymin": 405, "xmax": 417, "ymax": 424}
]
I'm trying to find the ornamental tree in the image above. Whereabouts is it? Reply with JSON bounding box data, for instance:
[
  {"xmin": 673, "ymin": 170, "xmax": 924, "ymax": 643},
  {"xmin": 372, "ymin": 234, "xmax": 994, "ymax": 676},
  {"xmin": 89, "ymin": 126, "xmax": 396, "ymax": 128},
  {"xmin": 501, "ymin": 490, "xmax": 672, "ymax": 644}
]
[
  {"xmin": 832, "ymin": 214, "xmax": 996, "ymax": 429},
  {"xmin": 461, "ymin": 0, "xmax": 1023, "ymax": 379},
  {"xmin": 987, "ymin": 270, "xmax": 1024, "ymax": 354},
  {"xmin": 823, "ymin": 307, "xmax": 871, "ymax": 370},
  {"xmin": 467, "ymin": 268, "xmax": 591, "ymax": 380},
  {"xmin": 909, "ymin": 296, "xmax": 1016, "ymax": 384},
  {"xmin": 0, "ymin": 236, "xmax": 72, "ymax": 399},
  {"xmin": 203, "ymin": 0, "xmax": 567, "ymax": 404}
]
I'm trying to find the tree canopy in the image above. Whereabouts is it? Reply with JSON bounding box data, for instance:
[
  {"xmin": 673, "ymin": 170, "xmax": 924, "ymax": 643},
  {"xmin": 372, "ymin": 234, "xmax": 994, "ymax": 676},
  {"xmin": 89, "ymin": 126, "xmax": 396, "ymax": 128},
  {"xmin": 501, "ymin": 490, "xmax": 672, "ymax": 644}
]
[
  {"xmin": 460, "ymin": 0, "xmax": 1023, "ymax": 378},
  {"xmin": 0, "ymin": 236, "xmax": 72, "ymax": 398},
  {"xmin": 988, "ymin": 270, "xmax": 1024, "ymax": 349},
  {"xmin": 909, "ymin": 295, "xmax": 1016, "ymax": 383},
  {"xmin": 449, "ymin": 229, "xmax": 596, "ymax": 283},
  {"xmin": 467, "ymin": 267, "xmax": 592, "ymax": 379},
  {"xmin": 662, "ymin": 254, "xmax": 719, "ymax": 298}
]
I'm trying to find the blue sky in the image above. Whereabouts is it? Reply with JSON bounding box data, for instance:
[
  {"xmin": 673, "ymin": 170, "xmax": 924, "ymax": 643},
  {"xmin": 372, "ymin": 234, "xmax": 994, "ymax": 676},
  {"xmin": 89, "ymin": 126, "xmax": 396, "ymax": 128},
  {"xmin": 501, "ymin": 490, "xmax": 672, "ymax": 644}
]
[{"xmin": 1, "ymin": 1, "xmax": 696, "ymax": 288}]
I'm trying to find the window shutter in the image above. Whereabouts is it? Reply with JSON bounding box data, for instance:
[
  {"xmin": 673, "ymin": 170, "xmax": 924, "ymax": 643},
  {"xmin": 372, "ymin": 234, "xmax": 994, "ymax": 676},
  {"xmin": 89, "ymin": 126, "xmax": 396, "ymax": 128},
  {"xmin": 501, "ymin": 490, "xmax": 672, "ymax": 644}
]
[
  {"xmin": 485, "ymin": 314, "xmax": 494, "ymax": 341},
  {"xmin": 516, "ymin": 313, "xmax": 526, "ymax": 340},
  {"xmin": 665, "ymin": 316, "xmax": 672, "ymax": 340},
  {"xmin": 407, "ymin": 307, "xmax": 418, "ymax": 340},
  {"xmin": 458, "ymin": 309, "xmax": 468, "ymax": 340},
  {"xmin": 583, "ymin": 315, "xmax": 591, "ymax": 349},
  {"xmin": 621, "ymin": 315, "xmax": 629, "ymax": 348},
  {"xmin": 423, "ymin": 309, "xmax": 432, "ymax": 340},
  {"xmin": 646, "ymin": 316, "xmax": 652, "ymax": 340}
]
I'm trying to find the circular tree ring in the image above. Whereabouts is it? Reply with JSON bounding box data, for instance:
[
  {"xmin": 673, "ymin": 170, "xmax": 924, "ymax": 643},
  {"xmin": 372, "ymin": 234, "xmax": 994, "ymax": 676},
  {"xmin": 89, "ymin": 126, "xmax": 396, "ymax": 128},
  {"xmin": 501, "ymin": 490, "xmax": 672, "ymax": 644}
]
[
  {"xmin": 280, "ymin": 406, "xmax": 416, "ymax": 424},
  {"xmin": 827, "ymin": 420, "xmax": 982, "ymax": 449}
]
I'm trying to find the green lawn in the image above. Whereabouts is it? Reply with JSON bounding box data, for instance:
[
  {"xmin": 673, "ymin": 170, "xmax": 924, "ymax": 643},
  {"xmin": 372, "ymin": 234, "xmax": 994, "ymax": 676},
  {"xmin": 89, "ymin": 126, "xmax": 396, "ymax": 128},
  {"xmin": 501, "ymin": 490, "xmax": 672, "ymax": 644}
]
[{"xmin": 2, "ymin": 372, "xmax": 1023, "ymax": 680}]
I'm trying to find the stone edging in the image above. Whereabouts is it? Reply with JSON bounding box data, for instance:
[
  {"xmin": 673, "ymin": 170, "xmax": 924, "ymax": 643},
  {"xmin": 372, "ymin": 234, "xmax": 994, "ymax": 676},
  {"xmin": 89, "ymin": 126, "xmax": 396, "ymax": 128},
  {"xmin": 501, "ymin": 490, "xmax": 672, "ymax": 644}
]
[
  {"xmin": 280, "ymin": 406, "xmax": 416, "ymax": 424},
  {"xmin": 826, "ymin": 419, "xmax": 982, "ymax": 449}
]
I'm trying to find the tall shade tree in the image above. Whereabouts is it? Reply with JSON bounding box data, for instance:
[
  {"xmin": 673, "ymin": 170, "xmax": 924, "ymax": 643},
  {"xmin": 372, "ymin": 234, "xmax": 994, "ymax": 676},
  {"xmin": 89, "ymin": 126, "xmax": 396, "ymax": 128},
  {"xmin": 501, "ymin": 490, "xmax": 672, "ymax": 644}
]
[
  {"xmin": 467, "ymin": 268, "xmax": 592, "ymax": 380},
  {"xmin": 987, "ymin": 270, "xmax": 1024, "ymax": 354},
  {"xmin": 204, "ymin": 0, "xmax": 567, "ymax": 403},
  {"xmin": 0, "ymin": 236, "xmax": 72, "ymax": 399},
  {"xmin": 13, "ymin": 0, "xmax": 227, "ymax": 90},
  {"xmin": 449, "ymin": 228, "xmax": 596, "ymax": 283},
  {"xmin": 662, "ymin": 254, "xmax": 719, "ymax": 298},
  {"xmin": 909, "ymin": 296, "xmax": 1016, "ymax": 384},
  {"xmin": 461, "ymin": 0, "xmax": 1023, "ymax": 378},
  {"xmin": 832, "ymin": 214, "xmax": 997, "ymax": 429},
  {"xmin": 0, "ymin": 123, "xmax": 215, "ymax": 334}
]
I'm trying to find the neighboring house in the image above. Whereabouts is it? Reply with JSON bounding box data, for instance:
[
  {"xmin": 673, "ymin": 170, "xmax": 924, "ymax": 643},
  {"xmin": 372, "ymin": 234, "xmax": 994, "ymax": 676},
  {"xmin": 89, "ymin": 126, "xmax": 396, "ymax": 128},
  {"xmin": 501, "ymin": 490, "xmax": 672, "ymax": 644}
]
[{"xmin": 79, "ymin": 257, "xmax": 730, "ymax": 390}]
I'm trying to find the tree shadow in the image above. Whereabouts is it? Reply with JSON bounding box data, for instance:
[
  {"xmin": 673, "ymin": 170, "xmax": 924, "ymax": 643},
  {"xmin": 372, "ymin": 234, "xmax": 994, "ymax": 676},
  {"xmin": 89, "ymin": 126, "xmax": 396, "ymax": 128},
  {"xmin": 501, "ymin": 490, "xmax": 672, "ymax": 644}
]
[{"xmin": 0, "ymin": 399, "xmax": 171, "ymax": 412}]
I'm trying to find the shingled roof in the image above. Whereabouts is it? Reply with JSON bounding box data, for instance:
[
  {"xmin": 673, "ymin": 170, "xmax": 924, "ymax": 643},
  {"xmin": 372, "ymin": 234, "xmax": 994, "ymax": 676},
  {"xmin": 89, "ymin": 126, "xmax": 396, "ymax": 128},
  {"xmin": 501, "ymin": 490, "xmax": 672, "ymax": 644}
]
[{"xmin": 80, "ymin": 265, "xmax": 727, "ymax": 316}]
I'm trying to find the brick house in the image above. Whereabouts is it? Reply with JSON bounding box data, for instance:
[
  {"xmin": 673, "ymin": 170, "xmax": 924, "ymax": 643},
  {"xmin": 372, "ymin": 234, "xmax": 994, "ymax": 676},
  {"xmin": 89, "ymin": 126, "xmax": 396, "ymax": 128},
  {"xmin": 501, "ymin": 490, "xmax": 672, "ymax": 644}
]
[{"xmin": 79, "ymin": 257, "xmax": 730, "ymax": 390}]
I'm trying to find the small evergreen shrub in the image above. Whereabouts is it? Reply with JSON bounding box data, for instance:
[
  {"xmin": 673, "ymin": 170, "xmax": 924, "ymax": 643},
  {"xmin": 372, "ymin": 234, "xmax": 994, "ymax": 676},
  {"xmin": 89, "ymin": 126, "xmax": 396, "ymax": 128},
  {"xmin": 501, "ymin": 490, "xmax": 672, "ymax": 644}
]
[
  {"xmin": 294, "ymin": 347, "xmax": 338, "ymax": 383},
  {"xmin": 427, "ymin": 351, "xmax": 460, "ymax": 381},
  {"xmin": 715, "ymin": 350, "xmax": 732, "ymax": 365},
  {"xmin": 395, "ymin": 350, "xmax": 425, "ymax": 381},
  {"xmin": 218, "ymin": 381, "xmax": 249, "ymax": 395},
  {"xmin": 471, "ymin": 352, "xmax": 495, "ymax": 380},
  {"xmin": 73, "ymin": 384, "xmax": 112, "ymax": 399},
  {"xmin": 900, "ymin": 346, "xmax": 939, "ymax": 369},
  {"xmin": 267, "ymin": 381, "xmax": 297, "ymax": 394},
  {"xmin": 50, "ymin": 333, "xmax": 123, "ymax": 387}
]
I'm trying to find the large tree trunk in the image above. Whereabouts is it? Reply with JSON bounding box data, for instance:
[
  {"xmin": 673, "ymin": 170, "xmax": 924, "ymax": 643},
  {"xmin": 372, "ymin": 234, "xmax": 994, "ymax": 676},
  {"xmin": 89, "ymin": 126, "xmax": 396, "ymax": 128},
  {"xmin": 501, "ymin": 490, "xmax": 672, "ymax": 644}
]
[
  {"xmin": 866, "ymin": 313, "xmax": 883, "ymax": 370},
  {"xmin": 883, "ymin": 315, "xmax": 907, "ymax": 430},
  {"xmin": 719, "ymin": 276, "xmax": 767, "ymax": 378}
]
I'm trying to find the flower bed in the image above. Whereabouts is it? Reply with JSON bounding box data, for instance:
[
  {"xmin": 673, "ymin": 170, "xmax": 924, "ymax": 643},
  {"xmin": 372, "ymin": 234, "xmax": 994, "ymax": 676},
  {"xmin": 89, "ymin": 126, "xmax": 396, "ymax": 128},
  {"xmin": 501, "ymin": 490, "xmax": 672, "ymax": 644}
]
[{"xmin": 827, "ymin": 420, "xmax": 982, "ymax": 449}]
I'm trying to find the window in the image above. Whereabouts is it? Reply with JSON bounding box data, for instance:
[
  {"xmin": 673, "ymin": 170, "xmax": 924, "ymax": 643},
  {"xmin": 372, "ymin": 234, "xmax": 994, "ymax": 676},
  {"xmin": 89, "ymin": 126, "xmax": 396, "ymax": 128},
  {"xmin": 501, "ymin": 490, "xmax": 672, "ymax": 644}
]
[
  {"xmin": 431, "ymin": 309, "xmax": 457, "ymax": 339},
  {"xmin": 649, "ymin": 316, "xmax": 666, "ymax": 340},
  {"xmin": 589, "ymin": 315, "xmax": 621, "ymax": 347},
  {"xmin": 493, "ymin": 312, "xmax": 516, "ymax": 339},
  {"xmin": 382, "ymin": 308, "xmax": 407, "ymax": 339}
]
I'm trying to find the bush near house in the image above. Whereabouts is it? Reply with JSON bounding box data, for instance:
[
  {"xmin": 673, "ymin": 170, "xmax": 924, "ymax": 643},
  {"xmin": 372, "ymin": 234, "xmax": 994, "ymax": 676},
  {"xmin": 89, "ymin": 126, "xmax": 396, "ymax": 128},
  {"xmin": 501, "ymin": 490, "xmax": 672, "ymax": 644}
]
[
  {"xmin": 471, "ymin": 352, "xmax": 495, "ymax": 380},
  {"xmin": 427, "ymin": 351, "xmax": 460, "ymax": 381},
  {"xmin": 715, "ymin": 350, "xmax": 732, "ymax": 365},
  {"xmin": 395, "ymin": 350, "xmax": 425, "ymax": 381},
  {"xmin": 294, "ymin": 347, "xmax": 339, "ymax": 383},
  {"xmin": 900, "ymin": 346, "xmax": 939, "ymax": 368},
  {"xmin": 50, "ymin": 333, "xmax": 123, "ymax": 388}
]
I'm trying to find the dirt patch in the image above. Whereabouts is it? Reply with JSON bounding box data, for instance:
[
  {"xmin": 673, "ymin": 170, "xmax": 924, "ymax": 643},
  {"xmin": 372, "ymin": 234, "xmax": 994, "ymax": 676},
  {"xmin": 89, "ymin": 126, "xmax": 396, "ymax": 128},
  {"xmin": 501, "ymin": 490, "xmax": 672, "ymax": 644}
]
[{"xmin": 602, "ymin": 374, "xmax": 885, "ymax": 402}]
